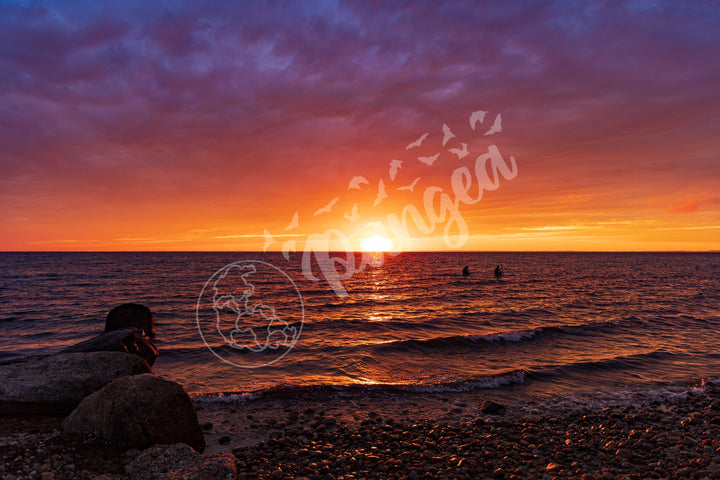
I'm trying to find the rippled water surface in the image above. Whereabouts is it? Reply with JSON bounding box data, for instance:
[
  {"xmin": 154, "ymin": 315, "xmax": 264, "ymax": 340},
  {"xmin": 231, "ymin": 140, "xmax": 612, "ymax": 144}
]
[{"xmin": 1, "ymin": 252, "xmax": 719, "ymax": 399}]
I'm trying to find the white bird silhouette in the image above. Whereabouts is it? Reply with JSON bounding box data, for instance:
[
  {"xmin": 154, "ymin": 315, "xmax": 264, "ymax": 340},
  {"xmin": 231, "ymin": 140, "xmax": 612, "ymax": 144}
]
[
  {"xmin": 281, "ymin": 240, "xmax": 296, "ymax": 261},
  {"xmin": 441, "ymin": 123, "xmax": 456, "ymax": 147},
  {"xmin": 449, "ymin": 143, "xmax": 469, "ymax": 159},
  {"xmin": 344, "ymin": 203, "xmax": 359, "ymax": 223},
  {"xmin": 406, "ymin": 132, "xmax": 429, "ymax": 150},
  {"xmin": 373, "ymin": 179, "xmax": 387, "ymax": 207},
  {"xmin": 397, "ymin": 177, "xmax": 421, "ymax": 192},
  {"xmin": 389, "ymin": 159, "xmax": 402, "ymax": 181},
  {"xmin": 314, "ymin": 197, "xmax": 340, "ymax": 216},
  {"xmin": 470, "ymin": 110, "xmax": 487, "ymax": 131},
  {"xmin": 484, "ymin": 113, "xmax": 502, "ymax": 135},
  {"xmin": 283, "ymin": 212, "xmax": 299, "ymax": 231},
  {"xmin": 418, "ymin": 153, "xmax": 440, "ymax": 166},
  {"xmin": 263, "ymin": 229, "xmax": 274, "ymax": 252},
  {"xmin": 348, "ymin": 176, "xmax": 369, "ymax": 190}
]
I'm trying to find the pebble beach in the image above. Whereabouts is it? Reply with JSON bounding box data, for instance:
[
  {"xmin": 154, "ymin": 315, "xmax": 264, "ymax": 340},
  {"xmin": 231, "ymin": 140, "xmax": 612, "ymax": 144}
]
[{"xmin": 4, "ymin": 382, "xmax": 720, "ymax": 480}]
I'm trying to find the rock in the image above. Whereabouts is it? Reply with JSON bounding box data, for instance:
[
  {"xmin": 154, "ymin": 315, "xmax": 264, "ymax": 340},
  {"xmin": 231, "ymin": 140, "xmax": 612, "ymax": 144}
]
[
  {"xmin": 62, "ymin": 374, "xmax": 206, "ymax": 453},
  {"xmin": 169, "ymin": 454, "xmax": 237, "ymax": 480},
  {"xmin": 125, "ymin": 444, "xmax": 236, "ymax": 480},
  {"xmin": 480, "ymin": 400, "xmax": 507, "ymax": 415},
  {"xmin": 125, "ymin": 444, "xmax": 198, "ymax": 479},
  {"xmin": 106, "ymin": 303, "xmax": 156, "ymax": 338},
  {"xmin": 125, "ymin": 449, "xmax": 142, "ymax": 459},
  {"xmin": 61, "ymin": 329, "xmax": 158, "ymax": 367},
  {"xmin": 546, "ymin": 461, "xmax": 560, "ymax": 471},
  {"xmin": 0, "ymin": 352, "xmax": 151, "ymax": 415}
]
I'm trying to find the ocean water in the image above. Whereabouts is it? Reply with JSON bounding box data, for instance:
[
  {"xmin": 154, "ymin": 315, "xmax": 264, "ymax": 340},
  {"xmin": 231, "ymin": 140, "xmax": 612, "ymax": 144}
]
[{"xmin": 1, "ymin": 252, "xmax": 719, "ymax": 404}]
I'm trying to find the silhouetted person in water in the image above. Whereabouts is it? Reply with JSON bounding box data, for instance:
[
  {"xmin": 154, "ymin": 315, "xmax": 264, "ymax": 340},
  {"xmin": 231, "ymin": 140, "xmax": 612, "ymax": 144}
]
[
  {"xmin": 462, "ymin": 266, "xmax": 470, "ymax": 276},
  {"xmin": 494, "ymin": 265, "xmax": 503, "ymax": 277}
]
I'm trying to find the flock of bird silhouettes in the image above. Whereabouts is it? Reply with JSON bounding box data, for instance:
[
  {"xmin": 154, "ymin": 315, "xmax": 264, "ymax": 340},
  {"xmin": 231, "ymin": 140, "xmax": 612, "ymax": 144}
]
[{"xmin": 264, "ymin": 110, "xmax": 503, "ymax": 256}]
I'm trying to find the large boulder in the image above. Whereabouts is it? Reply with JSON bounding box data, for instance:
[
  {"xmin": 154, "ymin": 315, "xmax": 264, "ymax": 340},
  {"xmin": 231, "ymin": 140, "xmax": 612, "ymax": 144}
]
[
  {"xmin": 0, "ymin": 351, "xmax": 151, "ymax": 415},
  {"xmin": 62, "ymin": 373, "xmax": 206, "ymax": 453},
  {"xmin": 125, "ymin": 444, "xmax": 236, "ymax": 480},
  {"xmin": 61, "ymin": 329, "xmax": 158, "ymax": 367},
  {"xmin": 106, "ymin": 303, "xmax": 156, "ymax": 338}
]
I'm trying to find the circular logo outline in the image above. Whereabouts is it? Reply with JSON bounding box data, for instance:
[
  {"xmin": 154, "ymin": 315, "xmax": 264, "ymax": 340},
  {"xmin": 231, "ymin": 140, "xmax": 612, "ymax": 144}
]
[{"xmin": 196, "ymin": 259, "xmax": 304, "ymax": 368}]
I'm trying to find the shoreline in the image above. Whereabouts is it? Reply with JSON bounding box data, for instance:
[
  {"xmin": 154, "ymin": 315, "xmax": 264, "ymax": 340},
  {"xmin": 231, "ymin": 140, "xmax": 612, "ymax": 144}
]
[{"xmin": 4, "ymin": 381, "xmax": 720, "ymax": 479}]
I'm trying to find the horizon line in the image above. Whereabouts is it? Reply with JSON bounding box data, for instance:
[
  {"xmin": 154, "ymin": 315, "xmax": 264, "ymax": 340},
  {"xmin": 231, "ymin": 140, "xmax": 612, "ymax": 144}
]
[{"xmin": 1, "ymin": 250, "xmax": 718, "ymax": 254}]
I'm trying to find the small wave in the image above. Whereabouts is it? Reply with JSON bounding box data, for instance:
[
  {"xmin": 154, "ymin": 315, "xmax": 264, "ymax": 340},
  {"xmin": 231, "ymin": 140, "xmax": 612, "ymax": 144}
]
[
  {"xmin": 405, "ymin": 369, "xmax": 527, "ymax": 393},
  {"xmin": 312, "ymin": 319, "xmax": 643, "ymax": 356},
  {"xmin": 120, "ymin": 319, "xmax": 645, "ymax": 360},
  {"xmin": 473, "ymin": 329, "xmax": 542, "ymax": 343},
  {"xmin": 375, "ymin": 328, "xmax": 542, "ymax": 352},
  {"xmin": 157, "ymin": 345, "xmax": 210, "ymax": 356},
  {"xmin": 528, "ymin": 350, "xmax": 687, "ymax": 382},
  {"xmin": 517, "ymin": 376, "xmax": 720, "ymax": 416},
  {"xmin": 192, "ymin": 392, "xmax": 257, "ymax": 403},
  {"xmin": 163, "ymin": 343, "xmax": 296, "ymax": 357},
  {"xmin": 187, "ymin": 369, "xmax": 528, "ymax": 402},
  {"xmin": 171, "ymin": 327, "xmax": 543, "ymax": 358}
]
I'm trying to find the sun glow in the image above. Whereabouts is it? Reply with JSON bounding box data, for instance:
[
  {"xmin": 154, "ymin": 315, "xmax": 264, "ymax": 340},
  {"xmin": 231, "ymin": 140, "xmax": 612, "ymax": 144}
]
[{"xmin": 361, "ymin": 235, "xmax": 393, "ymax": 252}]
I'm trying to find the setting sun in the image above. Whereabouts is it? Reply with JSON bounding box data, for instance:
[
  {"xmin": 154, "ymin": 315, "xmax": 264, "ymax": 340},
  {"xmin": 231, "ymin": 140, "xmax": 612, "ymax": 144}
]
[{"xmin": 361, "ymin": 235, "xmax": 393, "ymax": 252}]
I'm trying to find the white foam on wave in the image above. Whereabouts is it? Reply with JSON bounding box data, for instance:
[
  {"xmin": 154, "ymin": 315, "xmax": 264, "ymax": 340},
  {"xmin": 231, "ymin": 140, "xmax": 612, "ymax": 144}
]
[
  {"xmin": 192, "ymin": 392, "xmax": 257, "ymax": 403},
  {"xmin": 518, "ymin": 375, "xmax": 720, "ymax": 417},
  {"xmin": 472, "ymin": 328, "xmax": 542, "ymax": 343},
  {"xmin": 187, "ymin": 370, "xmax": 529, "ymax": 402},
  {"xmin": 408, "ymin": 369, "xmax": 527, "ymax": 393}
]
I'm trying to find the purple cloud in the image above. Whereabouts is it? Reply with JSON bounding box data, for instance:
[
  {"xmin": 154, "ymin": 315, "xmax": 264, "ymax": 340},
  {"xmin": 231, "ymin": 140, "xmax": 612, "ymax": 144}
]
[{"xmin": 1, "ymin": 1, "xmax": 719, "ymax": 248}]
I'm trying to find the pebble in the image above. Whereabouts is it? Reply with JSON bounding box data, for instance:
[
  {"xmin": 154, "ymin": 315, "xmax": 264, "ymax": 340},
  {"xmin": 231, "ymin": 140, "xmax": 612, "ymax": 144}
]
[
  {"xmin": 224, "ymin": 389, "xmax": 720, "ymax": 479},
  {"xmin": 6, "ymin": 388, "xmax": 720, "ymax": 479},
  {"xmin": 492, "ymin": 467, "xmax": 506, "ymax": 478},
  {"xmin": 0, "ymin": 428, "xmax": 125, "ymax": 480}
]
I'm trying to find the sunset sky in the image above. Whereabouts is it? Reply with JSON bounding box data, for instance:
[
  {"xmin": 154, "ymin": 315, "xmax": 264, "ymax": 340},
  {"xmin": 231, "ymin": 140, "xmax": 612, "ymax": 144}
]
[{"xmin": 1, "ymin": 1, "xmax": 718, "ymax": 252}]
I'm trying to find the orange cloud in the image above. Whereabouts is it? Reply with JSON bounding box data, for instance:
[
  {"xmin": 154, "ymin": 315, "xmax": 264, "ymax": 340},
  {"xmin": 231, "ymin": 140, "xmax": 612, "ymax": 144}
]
[{"xmin": 667, "ymin": 195, "xmax": 720, "ymax": 214}]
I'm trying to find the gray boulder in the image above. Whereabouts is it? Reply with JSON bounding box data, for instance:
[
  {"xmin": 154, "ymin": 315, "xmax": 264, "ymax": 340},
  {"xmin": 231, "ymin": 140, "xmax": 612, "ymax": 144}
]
[
  {"xmin": 125, "ymin": 444, "xmax": 236, "ymax": 480},
  {"xmin": 0, "ymin": 351, "xmax": 151, "ymax": 415},
  {"xmin": 61, "ymin": 329, "xmax": 158, "ymax": 367},
  {"xmin": 62, "ymin": 373, "xmax": 206, "ymax": 453}
]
